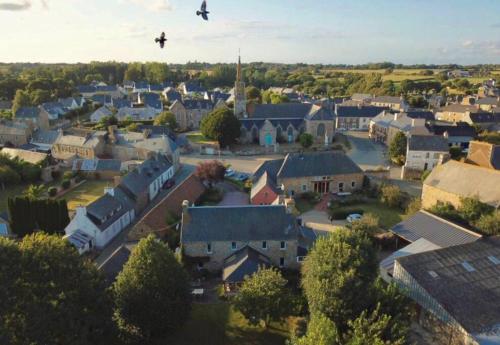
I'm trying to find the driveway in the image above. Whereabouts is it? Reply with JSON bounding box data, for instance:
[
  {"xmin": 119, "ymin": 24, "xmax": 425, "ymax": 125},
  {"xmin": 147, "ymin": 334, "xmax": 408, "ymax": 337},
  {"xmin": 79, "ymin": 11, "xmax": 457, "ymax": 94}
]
[
  {"xmin": 300, "ymin": 210, "xmax": 345, "ymax": 236},
  {"xmin": 345, "ymin": 131, "xmax": 389, "ymax": 171},
  {"xmin": 218, "ymin": 192, "xmax": 249, "ymax": 206}
]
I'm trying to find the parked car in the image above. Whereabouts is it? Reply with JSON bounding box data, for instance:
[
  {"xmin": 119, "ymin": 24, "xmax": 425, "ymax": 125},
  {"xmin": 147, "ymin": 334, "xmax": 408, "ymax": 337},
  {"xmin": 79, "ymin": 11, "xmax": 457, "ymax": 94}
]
[
  {"xmin": 346, "ymin": 213, "xmax": 363, "ymax": 223},
  {"xmin": 224, "ymin": 168, "xmax": 235, "ymax": 177},
  {"xmin": 163, "ymin": 179, "xmax": 175, "ymax": 190},
  {"xmin": 233, "ymin": 173, "xmax": 249, "ymax": 182}
]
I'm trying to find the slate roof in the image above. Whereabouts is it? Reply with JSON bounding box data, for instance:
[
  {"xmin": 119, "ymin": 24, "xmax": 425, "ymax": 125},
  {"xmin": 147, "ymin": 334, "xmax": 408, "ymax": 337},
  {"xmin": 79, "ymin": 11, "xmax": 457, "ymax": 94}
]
[
  {"xmin": 91, "ymin": 106, "xmax": 113, "ymax": 121},
  {"xmin": 116, "ymin": 106, "xmax": 160, "ymax": 120},
  {"xmin": 31, "ymin": 130, "xmax": 61, "ymax": 145},
  {"xmin": 390, "ymin": 210, "xmax": 481, "ymax": 247},
  {"xmin": 72, "ymin": 159, "xmax": 122, "ymax": 172},
  {"xmin": 181, "ymin": 205, "xmax": 299, "ymax": 243},
  {"xmin": 477, "ymin": 97, "xmax": 500, "ymax": 106},
  {"xmin": 253, "ymin": 159, "xmax": 284, "ymax": 182},
  {"xmin": 223, "ymin": 246, "xmax": 271, "ymax": 283},
  {"xmin": 65, "ymin": 230, "xmax": 93, "ymax": 250},
  {"xmin": 424, "ymin": 160, "xmax": 500, "ymax": 207},
  {"xmin": 428, "ymin": 124, "xmax": 476, "ymax": 137},
  {"xmin": 439, "ymin": 104, "xmax": 479, "ymax": 113},
  {"xmin": 40, "ymin": 102, "xmax": 67, "ymax": 117},
  {"xmin": 164, "ymin": 88, "xmax": 182, "ymax": 102},
  {"xmin": 133, "ymin": 81, "xmax": 150, "ymax": 90},
  {"xmin": 112, "ymin": 98, "xmax": 132, "ymax": 109},
  {"xmin": 77, "ymin": 85, "xmax": 96, "ymax": 94},
  {"xmin": 469, "ymin": 112, "xmax": 500, "ymax": 124},
  {"xmin": 15, "ymin": 107, "xmax": 40, "ymax": 119},
  {"xmin": 182, "ymin": 82, "xmax": 206, "ymax": 93},
  {"xmin": 91, "ymin": 94, "xmax": 112, "ymax": 104},
  {"xmin": 406, "ymin": 110, "xmax": 435, "ymax": 121},
  {"xmin": 118, "ymin": 154, "xmax": 172, "ymax": 199},
  {"xmin": 408, "ymin": 135, "xmax": 450, "ymax": 152},
  {"xmin": 336, "ymin": 105, "xmax": 386, "ymax": 118},
  {"xmin": 250, "ymin": 103, "xmax": 315, "ymax": 119},
  {"xmin": 395, "ymin": 237, "xmax": 500, "ymax": 335},
  {"xmin": 277, "ymin": 152, "xmax": 362, "ymax": 179},
  {"xmin": 182, "ymin": 99, "xmax": 213, "ymax": 110},
  {"xmin": 95, "ymin": 85, "xmax": 118, "ymax": 93},
  {"xmin": 372, "ymin": 96, "xmax": 404, "ymax": 104},
  {"xmin": 99, "ymin": 242, "xmax": 137, "ymax": 283}
]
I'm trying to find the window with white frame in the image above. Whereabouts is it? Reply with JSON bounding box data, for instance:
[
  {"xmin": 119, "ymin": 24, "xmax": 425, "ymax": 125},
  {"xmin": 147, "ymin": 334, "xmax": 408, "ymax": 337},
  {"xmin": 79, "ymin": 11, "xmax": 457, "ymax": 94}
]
[
  {"xmin": 280, "ymin": 241, "xmax": 286, "ymax": 250},
  {"xmin": 262, "ymin": 241, "xmax": 267, "ymax": 250}
]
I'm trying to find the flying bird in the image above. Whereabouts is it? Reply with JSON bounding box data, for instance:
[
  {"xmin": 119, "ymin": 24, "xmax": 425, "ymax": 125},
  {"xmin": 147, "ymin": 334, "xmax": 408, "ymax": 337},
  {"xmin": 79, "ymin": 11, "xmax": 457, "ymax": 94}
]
[
  {"xmin": 196, "ymin": 0, "xmax": 209, "ymax": 21},
  {"xmin": 155, "ymin": 32, "xmax": 167, "ymax": 49}
]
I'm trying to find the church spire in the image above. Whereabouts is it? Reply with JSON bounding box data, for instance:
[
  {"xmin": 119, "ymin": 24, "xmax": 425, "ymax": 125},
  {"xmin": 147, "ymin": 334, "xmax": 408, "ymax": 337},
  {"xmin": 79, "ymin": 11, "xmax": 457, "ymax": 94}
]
[
  {"xmin": 236, "ymin": 50, "xmax": 242, "ymax": 82},
  {"xmin": 234, "ymin": 50, "xmax": 247, "ymax": 119}
]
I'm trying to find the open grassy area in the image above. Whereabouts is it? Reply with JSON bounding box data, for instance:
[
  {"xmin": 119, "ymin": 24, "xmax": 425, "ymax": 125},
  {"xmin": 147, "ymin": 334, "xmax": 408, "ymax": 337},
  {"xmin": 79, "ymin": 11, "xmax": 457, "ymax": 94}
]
[
  {"xmin": 164, "ymin": 303, "xmax": 289, "ymax": 345},
  {"xmin": 0, "ymin": 184, "xmax": 30, "ymax": 213},
  {"xmin": 58, "ymin": 180, "xmax": 111, "ymax": 211},
  {"xmin": 332, "ymin": 201, "xmax": 406, "ymax": 230},
  {"xmin": 186, "ymin": 131, "xmax": 217, "ymax": 145}
]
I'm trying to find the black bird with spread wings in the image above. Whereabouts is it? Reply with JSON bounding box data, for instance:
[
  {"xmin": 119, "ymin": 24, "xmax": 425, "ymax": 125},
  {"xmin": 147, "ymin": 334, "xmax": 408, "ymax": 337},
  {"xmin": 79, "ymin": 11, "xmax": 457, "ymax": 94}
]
[
  {"xmin": 196, "ymin": 0, "xmax": 209, "ymax": 21},
  {"xmin": 155, "ymin": 32, "xmax": 167, "ymax": 49}
]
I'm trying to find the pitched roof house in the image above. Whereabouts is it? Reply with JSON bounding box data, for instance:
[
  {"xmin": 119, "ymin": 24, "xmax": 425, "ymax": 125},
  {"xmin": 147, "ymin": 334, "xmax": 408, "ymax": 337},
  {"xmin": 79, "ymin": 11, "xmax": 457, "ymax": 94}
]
[
  {"xmin": 393, "ymin": 237, "xmax": 500, "ymax": 345},
  {"xmin": 422, "ymin": 160, "xmax": 500, "ymax": 209},
  {"xmin": 335, "ymin": 105, "xmax": 387, "ymax": 130},
  {"xmin": 403, "ymin": 135, "xmax": 450, "ymax": 174},
  {"xmin": 369, "ymin": 111, "xmax": 429, "ymax": 145},
  {"xmin": 466, "ymin": 141, "xmax": 500, "ymax": 170}
]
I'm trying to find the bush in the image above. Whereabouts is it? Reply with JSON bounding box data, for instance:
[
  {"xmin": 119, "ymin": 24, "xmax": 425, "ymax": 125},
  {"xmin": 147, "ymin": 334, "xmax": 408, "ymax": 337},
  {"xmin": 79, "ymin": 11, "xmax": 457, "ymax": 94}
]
[
  {"xmin": 406, "ymin": 198, "xmax": 422, "ymax": 215},
  {"xmin": 299, "ymin": 133, "xmax": 314, "ymax": 149},
  {"xmin": 48, "ymin": 187, "xmax": 57, "ymax": 197},
  {"xmin": 330, "ymin": 208, "xmax": 364, "ymax": 220},
  {"xmin": 61, "ymin": 179, "xmax": 71, "ymax": 190},
  {"xmin": 475, "ymin": 211, "xmax": 500, "ymax": 236},
  {"xmin": 428, "ymin": 201, "xmax": 465, "ymax": 225},
  {"xmin": 63, "ymin": 171, "xmax": 74, "ymax": 180},
  {"xmin": 380, "ymin": 184, "xmax": 404, "ymax": 209},
  {"xmin": 51, "ymin": 170, "xmax": 61, "ymax": 180}
]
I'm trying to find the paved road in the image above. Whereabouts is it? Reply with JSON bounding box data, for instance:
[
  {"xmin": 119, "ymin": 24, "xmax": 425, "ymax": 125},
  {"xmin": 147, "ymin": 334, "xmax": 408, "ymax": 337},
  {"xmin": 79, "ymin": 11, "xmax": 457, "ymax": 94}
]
[
  {"xmin": 344, "ymin": 131, "xmax": 389, "ymax": 171},
  {"xmin": 95, "ymin": 164, "xmax": 195, "ymax": 266},
  {"xmin": 181, "ymin": 153, "xmax": 283, "ymax": 175}
]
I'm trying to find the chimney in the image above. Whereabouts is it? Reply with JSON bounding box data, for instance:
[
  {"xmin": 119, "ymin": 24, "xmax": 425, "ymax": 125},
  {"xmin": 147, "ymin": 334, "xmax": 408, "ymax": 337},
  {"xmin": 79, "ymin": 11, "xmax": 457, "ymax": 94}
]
[
  {"xmin": 284, "ymin": 198, "xmax": 295, "ymax": 214},
  {"xmin": 104, "ymin": 187, "xmax": 114, "ymax": 197},
  {"xmin": 76, "ymin": 206, "xmax": 87, "ymax": 218},
  {"xmin": 394, "ymin": 113, "xmax": 402, "ymax": 121},
  {"xmin": 182, "ymin": 200, "xmax": 191, "ymax": 224},
  {"xmin": 412, "ymin": 119, "xmax": 416, "ymax": 127}
]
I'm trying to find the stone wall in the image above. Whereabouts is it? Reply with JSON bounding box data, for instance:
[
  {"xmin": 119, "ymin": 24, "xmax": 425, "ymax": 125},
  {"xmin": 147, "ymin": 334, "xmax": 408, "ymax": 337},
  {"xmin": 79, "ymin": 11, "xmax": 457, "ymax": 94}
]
[
  {"xmin": 183, "ymin": 240, "xmax": 299, "ymax": 272},
  {"xmin": 280, "ymin": 173, "xmax": 364, "ymax": 196},
  {"xmin": 421, "ymin": 184, "xmax": 462, "ymax": 209}
]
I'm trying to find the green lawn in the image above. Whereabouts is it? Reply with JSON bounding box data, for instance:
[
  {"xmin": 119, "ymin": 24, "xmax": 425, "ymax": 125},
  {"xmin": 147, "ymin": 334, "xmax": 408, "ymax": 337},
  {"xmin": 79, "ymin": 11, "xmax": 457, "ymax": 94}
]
[
  {"xmin": 164, "ymin": 304, "xmax": 289, "ymax": 345},
  {"xmin": 58, "ymin": 180, "xmax": 112, "ymax": 211},
  {"xmin": 333, "ymin": 201, "xmax": 406, "ymax": 229},
  {"xmin": 187, "ymin": 131, "xmax": 217, "ymax": 145},
  {"xmin": 0, "ymin": 184, "xmax": 30, "ymax": 213},
  {"xmin": 295, "ymin": 197, "xmax": 317, "ymax": 214}
]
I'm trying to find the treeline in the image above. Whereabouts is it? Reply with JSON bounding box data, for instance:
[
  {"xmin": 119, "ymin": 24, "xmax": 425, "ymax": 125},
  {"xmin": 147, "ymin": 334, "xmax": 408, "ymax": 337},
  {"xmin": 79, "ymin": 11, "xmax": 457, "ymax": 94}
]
[
  {"xmin": 7, "ymin": 197, "xmax": 70, "ymax": 237},
  {"xmin": 0, "ymin": 153, "xmax": 42, "ymax": 189}
]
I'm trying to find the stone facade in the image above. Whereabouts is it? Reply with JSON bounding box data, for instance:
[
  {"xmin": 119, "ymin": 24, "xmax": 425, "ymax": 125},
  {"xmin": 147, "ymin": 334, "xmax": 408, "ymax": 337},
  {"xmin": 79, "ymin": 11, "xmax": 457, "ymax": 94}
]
[
  {"xmin": 183, "ymin": 239, "xmax": 299, "ymax": 272},
  {"xmin": 421, "ymin": 184, "xmax": 462, "ymax": 210},
  {"xmin": 279, "ymin": 172, "xmax": 364, "ymax": 196},
  {"xmin": 305, "ymin": 119, "xmax": 334, "ymax": 144}
]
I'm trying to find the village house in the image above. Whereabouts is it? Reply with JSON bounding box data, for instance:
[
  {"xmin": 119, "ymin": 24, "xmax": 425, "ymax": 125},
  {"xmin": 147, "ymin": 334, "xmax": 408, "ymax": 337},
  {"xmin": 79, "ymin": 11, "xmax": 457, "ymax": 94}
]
[
  {"xmin": 335, "ymin": 105, "xmax": 387, "ymax": 131},
  {"xmin": 0, "ymin": 120, "xmax": 32, "ymax": 147},
  {"xmin": 115, "ymin": 106, "xmax": 162, "ymax": 122},
  {"xmin": 0, "ymin": 147, "xmax": 48, "ymax": 165},
  {"xmin": 64, "ymin": 154, "xmax": 174, "ymax": 251},
  {"xmin": 65, "ymin": 187, "xmax": 136, "ymax": 250},
  {"xmin": 370, "ymin": 95, "xmax": 408, "ymax": 112},
  {"xmin": 40, "ymin": 102, "xmax": 68, "ymax": 121},
  {"xmin": 250, "ymin": 171, "xmax": 281, "ymax": 205},
  {"xmin": 369, "ymin": 111, "xmax": 429, "ymax": 146},
  {"xmin": 427, "ymin": 123, "xmax": 476, "ymax": 150},
  {"xmin": 466, "ymin": 141, "xmax": 500, "ymax": 170},
  {"xmin": 169, "ymin": 99, "xmax": 215, "ymax": 131},
  {"xmin": 52, "ymin": 131, "xmax": 106, "ymax": 162},
  {"xmin": 178, "ymin": 81, "xmax": 207, "ymax": 97},
  {"xmin": 115, "ymin": 154, "xmax": 175, "ymax": 214},
  {"xmin": 380, "ymin": 210, "xmax": 481, "ymax": 282},
  {"xmin": 421, "ymin": 159, "xmax": 500, "ymax": 209},
  {"xmin": 403, "ymin": 134, "xmax": 450, "ymax": 174},
  {"xmin": 393, "ymin": 237, "xmax": 500, "ymax": 345},
  {"xmin": 59, "ymin": 96, "xmax": 85, "ymax": 110},
  {"xmin": 162, "ymin": 87, "xmax": 183, "ymax": 103},
  {"xmin": 14, "ymin": 106, "xmax": 50, "ymax": 131},
  {"xmin": 108, "ymin": 127, "xmax": 180, "ymax": 171},
  {"xmin": 476, "ymin": 97, "xmax": 500, "ymax": 112},
  {"xmin": 253, "ymin": 151, "xmax": 363, "ymax": 197},
  {"xmin": 90, "ymin": 105, "xmax": 114, "ymax": 123},
  {"xmin": 435, "ymin": 104, "xmax": 485, "ymax": 123},
  {"xmin": 180, "ymin": 203, "xmax": 309, "ymax": 280},
  {"xmin": 239, "ymin": 103, "xmax": 334, "ymax": 146},
  {"xmin": 72, "ymin": 159, "xmax": 123, "ymax": 179}
]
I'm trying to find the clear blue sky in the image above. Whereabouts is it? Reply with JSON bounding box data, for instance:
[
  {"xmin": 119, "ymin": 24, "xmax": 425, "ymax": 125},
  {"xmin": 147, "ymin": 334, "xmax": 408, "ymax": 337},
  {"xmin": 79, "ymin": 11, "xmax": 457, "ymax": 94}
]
[{"xmin": 1, "ymin": 0, "xmax": 499, "ymax": 64}]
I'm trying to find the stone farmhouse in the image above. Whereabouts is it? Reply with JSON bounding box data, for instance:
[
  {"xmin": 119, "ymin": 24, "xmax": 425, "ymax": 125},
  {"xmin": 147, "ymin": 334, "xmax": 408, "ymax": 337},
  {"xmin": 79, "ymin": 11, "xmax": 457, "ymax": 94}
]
[
  {"xmin": 335, "ymin": 105, "xmax": 387, "ymax": 131},
  {"xmin": 369, "ymin": 111, "xmax": 429, "ymax": 146},
  {"xmin": 252, "ymin": 151, "xmax": 363, "ymax": 197},
  {"xmin": 403, "ymin": 134, "xmax": 450, "ymax": 174}
]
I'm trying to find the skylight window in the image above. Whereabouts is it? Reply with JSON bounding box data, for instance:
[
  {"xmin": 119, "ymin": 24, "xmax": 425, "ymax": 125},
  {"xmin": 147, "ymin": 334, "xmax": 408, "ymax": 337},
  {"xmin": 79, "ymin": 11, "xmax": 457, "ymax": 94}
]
[
  {"xmin": 488, "ymin": 256, "xmax": 500, "ymax": 265},
  {"xmin": 461, "ymin": 261, "xmax": 475, "ymax": 272},
  {"xmin": 428, "ymin": 270, "xmax": 439, "ymax": 279}
]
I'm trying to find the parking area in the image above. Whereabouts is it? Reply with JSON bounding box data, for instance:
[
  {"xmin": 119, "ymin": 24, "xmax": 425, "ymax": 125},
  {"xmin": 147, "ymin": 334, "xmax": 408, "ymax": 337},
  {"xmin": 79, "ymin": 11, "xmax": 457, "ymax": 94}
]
[{"xmin": 344, "ymin": 131, "xmax": 389, "ymax": 170}]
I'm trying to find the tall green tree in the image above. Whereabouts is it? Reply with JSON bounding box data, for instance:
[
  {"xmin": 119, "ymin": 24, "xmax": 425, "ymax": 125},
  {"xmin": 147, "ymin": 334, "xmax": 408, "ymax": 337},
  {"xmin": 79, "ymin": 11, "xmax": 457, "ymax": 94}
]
[
  {"xmin": 302, "ymin": 229, "xmax": 378, "ymax": 331},
  {"xmin": 112, "ymin": 235, "xmax": 191, "ymax": 341},
  {"xmin": 388, "ymin": 131, "xmax": 407, "ymax": 165},
  {"xmin": 11, "ymin": 89, "xmax": 31, "ymax": 115},
  {"xmin": 0, "ymin": 165, "xmax": 20, "ymax": 189},
  {"xmin": 233, "ymin": 267, "xmax": 291, "ymax": 328},
  {"xmin": 153, "ymin": 111, "xmax": 178, "ymax": 130},
  {"xmin": 144, "ymin": 62, "xmax": 170, "ymax": 84},
  {"xmin": 346, "ymin": 306, "xmax": 404, "ymax": 345},
  {"xmin": 291, "ymin": 313, "xmax": 340, "ymax": 345},
  {"xmin": 0, "ymin": 233, "xmax": 115, "ymax": 345},
  {"xmin": 200, "ymin": 107, "xmax": 241, "ymax": 147},
  {"xmin": 124, "ymin": 62, "xmax": 144, "ymax": 81},
  {"xmin": 246, "ymin": 86, "xmax": 262, "ymax": 103}
]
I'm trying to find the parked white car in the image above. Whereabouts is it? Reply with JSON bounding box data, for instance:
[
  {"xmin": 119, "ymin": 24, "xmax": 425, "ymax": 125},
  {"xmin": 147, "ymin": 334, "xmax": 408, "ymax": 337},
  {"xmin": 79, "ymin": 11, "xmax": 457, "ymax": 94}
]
[{"xmin": 346, "ymin": 214, "xmax": 363, "ymax": 223}]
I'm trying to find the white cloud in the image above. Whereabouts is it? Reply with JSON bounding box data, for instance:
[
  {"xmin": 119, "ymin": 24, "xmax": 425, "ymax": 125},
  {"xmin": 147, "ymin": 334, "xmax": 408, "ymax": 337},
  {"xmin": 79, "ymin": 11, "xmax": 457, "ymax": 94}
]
[
  {"xmin": 462, "ymin": 39, "xmax": 500, "ymax": 54},
  {"xmin": 0, "ymin": 0, "xmax": 47, "ymax": 10},
  {"xmin": 127, "ymin": 0, "xmax": 172, "ymax": 11}
]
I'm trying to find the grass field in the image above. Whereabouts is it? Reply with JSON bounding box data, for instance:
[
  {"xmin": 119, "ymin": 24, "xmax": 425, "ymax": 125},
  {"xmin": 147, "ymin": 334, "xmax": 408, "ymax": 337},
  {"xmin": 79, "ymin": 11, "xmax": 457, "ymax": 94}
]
[
  {"xmin": 58, "ymin": 180, "xmax": 111, "ymax": 211},
  {"xmin": 186, "ymin": 131, "xmax": 217, "ymax": 145},
  {"xmin": 164, "ymin": 304, "xmax": 289, "ymax": 345},
  {"xmin": 0, "ymin": 184, "xmax": 29, "ymax": 213},
  {"xmin": 332, "ymin": 201, "xmax": 406, "ymax": 230}
]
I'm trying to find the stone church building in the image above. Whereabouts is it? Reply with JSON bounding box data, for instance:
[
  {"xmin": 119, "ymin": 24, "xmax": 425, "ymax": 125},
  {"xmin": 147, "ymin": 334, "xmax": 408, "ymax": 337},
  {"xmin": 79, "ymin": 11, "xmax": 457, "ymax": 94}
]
[{"xmin": 233, "ymin": 56, "xmax": 334, "ymax": 146}]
